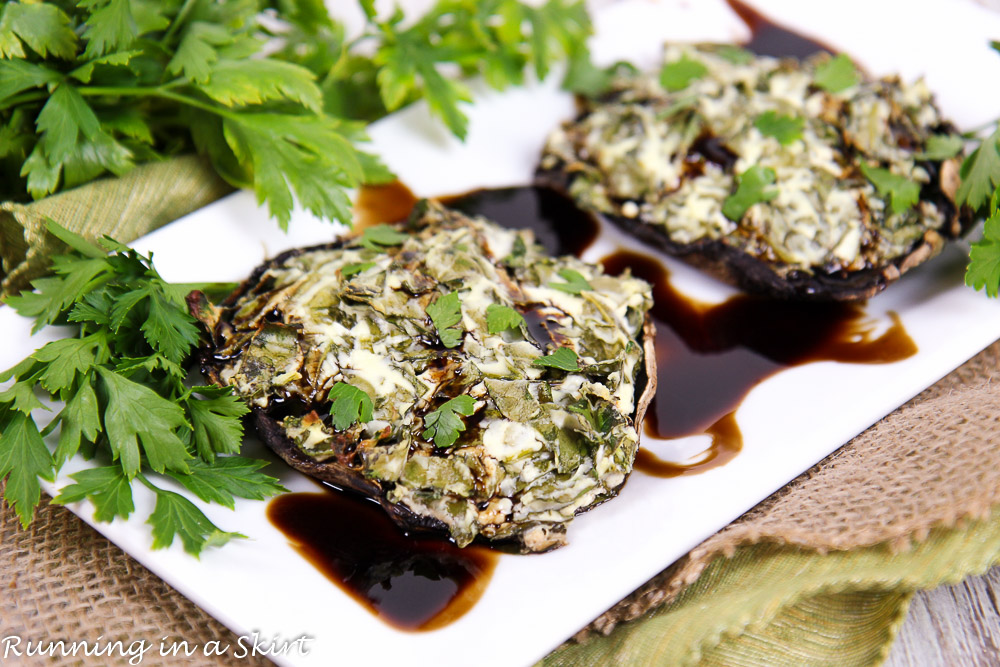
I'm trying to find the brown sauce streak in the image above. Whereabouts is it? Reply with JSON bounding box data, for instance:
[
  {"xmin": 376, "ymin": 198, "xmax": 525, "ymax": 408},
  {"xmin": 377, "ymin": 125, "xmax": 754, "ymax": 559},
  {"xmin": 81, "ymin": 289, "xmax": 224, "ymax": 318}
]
[
  {"xmin": 268, "ymin": 486, "xmax": 497, "ymax": 632},
  {"xmin": 441, "ymin": 185, "xmax": 600, "ymax": 257},
  {"xmin": 353, "ymin": 183, "xmax": 601, "ymax": 259},
  {"xmin": 601, "ymin": 249, "xmax": 917, "ymax": 477},
  {"xmin": 634, "ymin": 412, "xmax": 743, "ymax": 477},
  {"xmin": 353, "ymin": 180, "xmax": 419, "ymax": 230},
  {"xmin": 726, "ymin": 0, "xmax": 834, "ymax": 59}
]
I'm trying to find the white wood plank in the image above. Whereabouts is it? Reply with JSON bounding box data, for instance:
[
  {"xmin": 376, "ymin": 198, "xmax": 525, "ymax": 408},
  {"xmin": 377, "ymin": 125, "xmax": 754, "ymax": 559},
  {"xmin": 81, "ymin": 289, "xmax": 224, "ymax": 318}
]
[{"xmin": 887, "ymin": 567, "xmax": 1000, "ymax": 666}]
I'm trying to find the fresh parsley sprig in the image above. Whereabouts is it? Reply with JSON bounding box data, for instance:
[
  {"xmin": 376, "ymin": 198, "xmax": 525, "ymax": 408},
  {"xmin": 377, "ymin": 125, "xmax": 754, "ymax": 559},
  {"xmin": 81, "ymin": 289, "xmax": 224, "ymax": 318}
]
[
  {"xmin": 548, "ymin": 268, "xmax": 593, "ymax": 294},
  {"xmin": 659, "ymin": 54, "xmax": 708, "ymax": 92},
  {"xmin": 957, "ymin": 125, "xmax": 1000, "ymax": 297},
  {"xmin": 533, "ymin": 347, "xmax": 580, "ymax": 371},
  {"xmin": 754, "ymin": 111, "xmax": 804, "ymax": 146},
  {"xmin": 0, "ymin": 0, "xmax": 391, "ymax": 229},
  {"xmin": 328, "ymin": 382, "xmax": 374, "ymax": 431},
  {"xmin": 967, "ymin": 199, "xmax": 1000, "ymax": 298},
  {"xmin": 722, "ymin": 165, "xmax": 778, "ymax": 221},
  {"xmin": 0, "ymin": 0, "xmax": 592, "ymax": 227},
  {"xmin": 486, "ymin": 303, "xmax": 525, "ymax": 334},
  {"xmin": 422, "ymin": 395, "xmax": 476, "ymax": 448},
  {"xmin": 426, "ymin": 291, "xmax": 464, "ymax": 348},
  {"xmin": 0, "ymin": 222, "xmax": 285, "ymax": 555},
  {"xmin": 812, "ymin": 53, "xmax": 860, "ymax": 94},
  {"xmin": 359, "ymin": 0, "xmax": 591, "ymax": 139},
  {"xmin": 859, "ymin": 163, "xmax": 920, "ymax": 215}
]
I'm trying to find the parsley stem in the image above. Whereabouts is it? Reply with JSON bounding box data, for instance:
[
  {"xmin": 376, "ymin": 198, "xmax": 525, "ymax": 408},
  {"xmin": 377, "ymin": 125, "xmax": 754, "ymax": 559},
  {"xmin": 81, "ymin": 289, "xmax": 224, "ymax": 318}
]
[
  {"xmin": 77, "ymin": 86, "xmax": 239, "ymax": 120},
  {"xmin": 80, "ymin": 85, "xmax": 163, "ymax": 97},
  {"xmin": 0, "ymin": 90, "xmax": 48, "ymax": 109},
  {"xmin": 162, "ymin": 0, "xmax": 198, "ymax": 46},
  {"xmin": 136, "ymin": 473, "xmax": 159, "ymax": 491},
  {"xmin": 150, "ymin": 89, "xmax": 240, "ymax": 120}
]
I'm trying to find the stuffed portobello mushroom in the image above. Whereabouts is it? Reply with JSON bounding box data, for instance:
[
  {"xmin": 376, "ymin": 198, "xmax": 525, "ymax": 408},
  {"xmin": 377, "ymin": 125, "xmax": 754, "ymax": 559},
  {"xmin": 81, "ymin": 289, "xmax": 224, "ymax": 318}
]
[
  {"xmin": 192, "ymin": 202, "xmax": 655, "ymax": 553},
  {"xmin": 538, "ymin": 44, "xmax": 973, "ymax": 300}
]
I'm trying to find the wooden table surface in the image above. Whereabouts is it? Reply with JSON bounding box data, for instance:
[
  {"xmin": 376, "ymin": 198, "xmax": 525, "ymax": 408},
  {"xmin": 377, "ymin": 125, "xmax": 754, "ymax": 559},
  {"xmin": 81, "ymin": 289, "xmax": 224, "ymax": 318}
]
[{"xmin": 887, "ymin": 566, "xmax": 1000, "ymax": 665}]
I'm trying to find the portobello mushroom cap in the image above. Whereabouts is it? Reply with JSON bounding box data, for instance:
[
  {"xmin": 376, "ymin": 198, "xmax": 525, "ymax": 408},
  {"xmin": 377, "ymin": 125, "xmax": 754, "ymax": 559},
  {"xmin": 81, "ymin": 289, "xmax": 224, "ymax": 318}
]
[
  {"xmin": 192, "ymin": 202, "xmax": 656, "ymax": 553},
  {"xmin": 537, "ymin": 44, "xmax": 974, "ymax": 301}
]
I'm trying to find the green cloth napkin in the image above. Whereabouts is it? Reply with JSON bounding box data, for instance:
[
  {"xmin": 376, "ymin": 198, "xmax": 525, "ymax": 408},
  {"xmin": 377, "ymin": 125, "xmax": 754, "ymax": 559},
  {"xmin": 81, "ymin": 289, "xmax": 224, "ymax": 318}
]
[
  {"xmin": 4, "ymin": 155, "xmax": 999, "ymax": 666},
  {"xmin": 542, "ymin": 508, "xmax": 1000, "ymax": 666},
  {"xmin": 0, "ymin": 155, "xmax": 232, "ymax": 298}
]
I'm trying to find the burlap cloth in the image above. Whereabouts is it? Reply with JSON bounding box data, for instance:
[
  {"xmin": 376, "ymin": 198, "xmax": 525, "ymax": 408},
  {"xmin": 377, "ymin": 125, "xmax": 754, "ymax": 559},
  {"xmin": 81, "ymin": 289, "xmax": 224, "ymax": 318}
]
[{"xmin": 2, "ymin": 157, "xmax": 999, "ymax": 665}]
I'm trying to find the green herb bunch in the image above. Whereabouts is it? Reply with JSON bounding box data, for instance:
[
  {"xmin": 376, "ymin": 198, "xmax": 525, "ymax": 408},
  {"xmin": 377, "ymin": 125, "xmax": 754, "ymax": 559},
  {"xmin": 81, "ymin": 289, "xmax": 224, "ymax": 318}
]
[
  {"xmin": 955, "ymin": 38, "xmax": 1000, "ymax": 300},
  {"xmin": 0, "ymin": 223, "xmax": 285, "ymax": 555},
  {"xmin": 0, "ymin": 0, "xmax": 592, "ymax": 228}
]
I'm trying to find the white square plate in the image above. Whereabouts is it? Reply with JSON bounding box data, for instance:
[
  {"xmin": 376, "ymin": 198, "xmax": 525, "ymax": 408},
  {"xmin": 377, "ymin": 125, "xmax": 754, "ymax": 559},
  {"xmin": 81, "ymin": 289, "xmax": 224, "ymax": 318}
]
[{"xmin": 5, "ymin": 1, "xmax": 1000, "ymax": 665}]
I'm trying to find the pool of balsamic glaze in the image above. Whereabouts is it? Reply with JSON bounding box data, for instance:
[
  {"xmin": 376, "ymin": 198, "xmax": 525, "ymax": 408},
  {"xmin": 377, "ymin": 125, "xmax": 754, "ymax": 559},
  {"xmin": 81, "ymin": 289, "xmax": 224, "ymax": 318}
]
[
  {"xmin": 599, "ymin": 249, "xmax": 917, "ymax": 476},
  {"xmin": 268, "ymin": 486, "xmax": 496, "ymax": 632},
  {"xmin": 444, "ymin": 186, "xmax": 600, "ymax": 258}
]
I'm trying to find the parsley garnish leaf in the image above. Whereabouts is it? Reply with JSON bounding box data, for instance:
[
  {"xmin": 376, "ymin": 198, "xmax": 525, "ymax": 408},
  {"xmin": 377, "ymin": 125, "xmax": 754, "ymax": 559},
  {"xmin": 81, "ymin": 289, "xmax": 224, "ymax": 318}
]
[
  {"xmin": 143, "ymin": 288, "xmax": 202, "ymax": 364},
  {"xmin": 722, "ymin": 165, "xmax": 778, "ymax": 221},
  {"xmin": 53, "ymin": 379, "xmax": 101, "ymax": 469},
  {"xmin": 916, "ymin": 134, "xmax": 964, "ymax": 161},
  {"xmin": 813, "ymin": 54, "xmax": 860, "ymax": 93},
  {"xmin": 144, "ymin": 479, "xmax": 244, "ymax": 556},
  {"xmin": 859, "ymin": 163, "xmax": 920, "ymax": 215},
  {"xmin": 427, "ymin": 291, "xmax": 464, "ymax": 348},
  {"xmin": 185, "ymin": 386, "xmax": 249, "ymax": 461},
  {"xmin": 754, "ymin": 111, "xmax": 804, "ymax": 146},
  {"xmin": 486, "ymin": 304, "xmax": 525, "ymax": 334},
  {"xmin": 31, "ymin": 334, "xmax": 108, "ymax": 393},
  {"xmin": 221, "ymin": 113, "xmax": 360, "ymax": 230},
  {"xmin": 714, "ymin": 45, "xmax": 754, "ymax": 65},
  {"xmin": 360, "ymin": 224, "xmax": 409, "ymax": 250},
  {"xmin": 5, "ymin": 254, "xmax": 111, "ymax": 333},
  {"xmin": 966, "ymin": 208, "xmax": 1000, "ymax": 297},
  {"xmin": 660, "ymin": 54, "xmax": 708, "ymax": 92},
  {"xmin": 957, "ymin": 128, "xmax": 1000, "ymax": 211},
  {"xmin": 0, "ymin": 2, "xmax": 78, "ymax": 59},
  {"xmin": 45, "ymin": 218, "xmax": 105, "ymax": 258},
  {"xmin": 0, "ymin": 58, "xmax": 61, "ymax": 101},
  {"xmin": 69, "ymin": 50, "xmax": 142, "ymax": 85},
  {"xmin": 548, "ymin": 268, "xmax": 593, "ymax": 294},
  {"xmin": 366, "ymin": 0, "xmax": 590, "ymax": 139},
  {"xmin": 328, "ymin": 382, "xmax": 374, "ymax": 431},
  {"xmin": 0, "ymin": 411, "xmax": 54, "ymax": 528},
  {"xmin": 81, "ymin": 0, "xmax": 138, "ymax": 59},
  {"xmin": 563, "ymin": 49, "xmax": 622, "ymax": 97},
  {"xmin": 165, "ymin": 457, "xmax": 286, "ymax": 510},
  {"xmin": 199, "ymin": 60, "xmax": 323, "ymax": 113},
  {"xmin": 422, "ymin": 395, "xmax": 477, "ymax": 448},
  {"xmin": 165, "ymin": 22, "xmax": 230, "ymax": 84},
  {"xmin": 54, "ymin": 466, "xmax": 134, "ymax": 522},
  {"xmin": 417, "ymin": 60, "xmax": 473, "ymax": 141},
  {"xmin": 533, "ymin": 347, "xmax": 580, "ymax": 371},
  {"xmin": 0, "ymin": 380, "xmax": 47, "ymax": 415},
  {"xmin": 96, "ymin": 367, "xmax": 192, "ymax": 477},
  {"xmin": 342, "ymin": 261, "xmax": 376, "ymax": 277}
]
